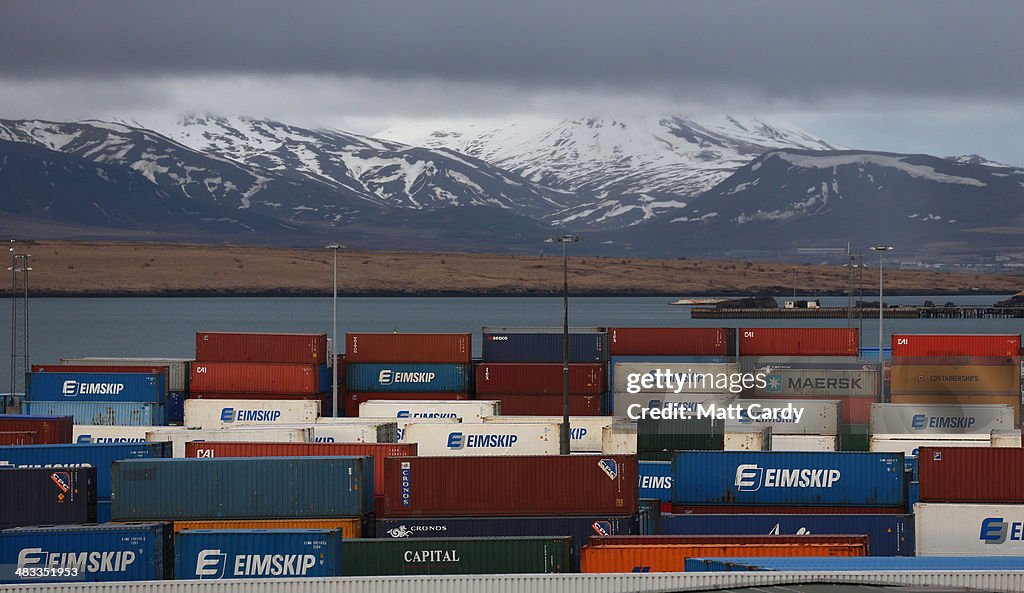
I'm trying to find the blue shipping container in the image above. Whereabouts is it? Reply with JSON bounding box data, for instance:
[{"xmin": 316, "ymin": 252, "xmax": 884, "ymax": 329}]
[
  {"xmin": 96, "ymin": 500, "xmax": 111, "ymax": 523},
  {"xmin": 658, "ymin": 513, "xmax": 914, "ymax": 557},
  {"xmin": 375, "ymin": 515, "xmax": 634, "ymax": 571},
  {"xmin": 904, "ymin": 456, "xmax": 918, "ymax": 481},
  {"xmin": 112, "ymin": 456, "xmax": 373, "ymax": 521},
  {"xmin": 27, "ymin": 372, "xmax": 165, "ymax": 403},
  {"xmin": 0, "ymin": 442, "xmax": 172, "ymax": 499},
  {"xmin": 481, "ymin": 333, "xmax": 608, "ymax": 363},
  {"xmin": 671, "ymin": 451, "xmax": 904, "ymax": 507},
  {"xmin": 167, "ymin": 392, "xmax": 185, "ymax": 425},
  {"xmin": 0, "ymin": 523, "xmax": 171, "ymax": 583},
  {"xmin": 175, "ymin": 530, "xmax": 340, "ymax": 579},
  {"xmin": 906, "ymin": 481, "xmax": 919, "ymax": 514},
  {"xmin": 346, "ymin": 364, "xmax": 469, "ymax": 393},
  {"xmin": 638, "ymin": 461, "xmax": 673, "ymax": 502},
  {"xmin": 24, "ymin": 401, "xmax": 165, "ymax": 426},
  {"xmin": 684, "ymin": 556, "xmax": 1024, "ymax": 572}
]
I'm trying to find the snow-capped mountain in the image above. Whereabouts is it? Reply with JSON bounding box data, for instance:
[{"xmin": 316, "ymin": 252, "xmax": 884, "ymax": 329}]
[
  {"xmin": 381, "ymin": 115, "xmax": 840, "ymax": 228},
  {"xmin": 146, "ymin": 115, "xmax": 570, "ymax": 217}
]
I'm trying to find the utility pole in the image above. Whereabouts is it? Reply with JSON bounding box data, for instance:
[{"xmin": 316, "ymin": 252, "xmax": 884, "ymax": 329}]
[
  {"xmin": 326, "ymin": 244, "xmax": 343, "ymax": 417},
  {"xmin": 546, "ymin": 234, "xmax": 579, "ymax": 455},
  {"xmin": 8, "ymin": 241, "xmax": 30, "ymax": 410},
  {"xmin": 870, "ymin": 245, "xmax": 894, "ymax": 400}
]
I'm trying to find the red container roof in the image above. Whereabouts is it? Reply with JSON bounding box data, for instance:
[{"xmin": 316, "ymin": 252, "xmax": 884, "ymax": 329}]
[
  {"xmin": 609, "ymin": 327, "xmax": 736, "ymax": 356},
  {"xmin": 475, "ymin": 363, "xmax": 606, "ymax": 395},
  {"xmin": 345, "ymin": 333, "xmax": 471, "ymax": 364},
  {"xmin": 892, "ymin": 334, "xmax": 1021, "ymax": 358}
]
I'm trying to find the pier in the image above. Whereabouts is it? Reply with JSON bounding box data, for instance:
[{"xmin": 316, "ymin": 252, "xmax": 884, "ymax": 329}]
[{"xmin": 690, "ymin": 306, "xmax": 1024, "ymax": 319}]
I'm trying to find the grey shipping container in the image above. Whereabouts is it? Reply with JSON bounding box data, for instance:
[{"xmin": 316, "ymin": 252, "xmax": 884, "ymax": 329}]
[
  {"xmin": 111, "ymin": 456, "xmax": 372, "ymax": 520},
  {"xmin": 755, "ymin": 369, "xmax": 880, "ymax": 398},
  {"xmin": 62, "ymin": 357, "xmax": 192, "ymax": 393},
  {"xmin": 24, "ymin": 401, "xmax": 165, "ymax": 426}
]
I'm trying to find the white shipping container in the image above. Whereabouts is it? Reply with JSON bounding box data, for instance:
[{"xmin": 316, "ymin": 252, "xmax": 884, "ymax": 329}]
[
  {"xmin": 770, "ymin": 434, "xmax": 838, "ymax": 452},
  {"xmin": 726, "ymin": 399, "xmax": 840, "ymax": 435},
  {"xmin": 145, "ymin": 426, "xmax": 311, "ymax": 457},
  {"xmin": 353, "ymin": 417, "xmax": 461, "ymax": 442},
  {"xmin": 869, "ymin": 435, "xmax": 990, "ymax": 457},
  {"xmin": 992, "ymin": 429, "xmax": 1022, "ymax": 447},
  {"xmin": 916, "ymin": 502, "xmax": 1024, "ymax": 556},
  {"xmin": 404, "ymin": 422, "xmax": 559, "ymax": 456},
  {"xmin": 613, "ymin": 362, "xmax": 741, "ymax": 396},
  {"xmin": 602, "ymin": 423, "xmax": 637, "ymax": 454},
  {"xmin": 310, "ymin": 419, "xmax": 399, "ymax": 443},
  {"xmin": 613, "ymin": 393, "xmax": 736, "ymax": 419},
  {"xmin": 870, "ymin": 403, "xmax": 1014, "ymax": 435},
  {"xmin": 358, "ymin": 400, "xmax": 500, "ymax": 422},
  {"xmin": 482, "ymin": 416, "xmax": 612, "ymax": 452},
  {"xmin": 725, "ymin": 426, "xmax": 771, "ymax": 451},
  {"xmin": 61, "ymin": 357, "xmax": 192, "ymax": 393},
  {"xmin": 73, "ymin": 424, "xmax": 150, "ymax": 444},
  {"xmin": 754, "ymin": 368, "xmax": 879, "ymax": 397},
  {"xmin": 184, "ymin": 399, "xmax": 319, "ymax": 429}
]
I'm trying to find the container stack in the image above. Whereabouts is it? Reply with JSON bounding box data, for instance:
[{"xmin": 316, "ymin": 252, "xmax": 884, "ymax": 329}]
[
  {"xmin": 23, "ymin": 366, "xmax": 169, "ymax": 426},
  {"xmin": 343, "ymin": 333, "xmax": 471, "ymax": 417},
  {"xmin": 61, "ymin": 358, "xmax": 193, "ymax": 425},
  {"xmin": 0, "ymin": 414, "xmax": 73, "ymax": 444},
  {"xmin": 890, "ymin": 334, "xmax": 1021, "ymax": 425},
  {"xmin": 479, "ymin": 327, "xmax": 608, "ymax": 415},
  {"xmin": 190, "ymin": 332, "xmax": 331, "ymax": 415}
]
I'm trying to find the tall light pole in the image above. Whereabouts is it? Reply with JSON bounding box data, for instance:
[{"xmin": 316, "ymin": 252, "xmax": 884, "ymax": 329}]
[
  {"xmin": 546, "ymin": 234, "xmax": 579, "ymax": 455},
  {"xmin": 326, "ymin": 243, "xmax": 343, "ymax": 417},
  {"xmin": 870, "ymin": 245, "xmax": 894, "ymax": 400}
]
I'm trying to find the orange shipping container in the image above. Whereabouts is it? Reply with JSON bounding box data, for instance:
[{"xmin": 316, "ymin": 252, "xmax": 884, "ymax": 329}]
[
  {"xmin": 172, "ymin": 518, "xmax": 362, "ymax": 537},
  {"xmin": 890, "ymin": 364, "xmax": 1020, "ymax": 396},
  {"xmin": 890, "ymin": 394, "xmax": 1021, "ymax": 425},
  {"xmin": 580, "ymin": 538, "xmax": 867, "ymax": 573}
]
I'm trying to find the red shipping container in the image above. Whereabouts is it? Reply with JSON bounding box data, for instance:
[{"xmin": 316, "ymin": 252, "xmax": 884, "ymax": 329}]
[
  {"xmin": 744, "ymin": 394, "xmax": 877, "ymax": 424},
  {"xmin": 489, "ymin": 395, "xmax": 602, "ymax": 416},
  {"xmin": 670, "ymin": 505, "xmax": 905, "ymax": 515},
  {"xmin": 0, "ymin": 431, "xmax": 37, "ymax": 445},
  {"xmin": 190, "ymin": 362, "xmax": 323, "ymax": 394},
  {"xmin": 739, "ymin": 328, "xmax": 859, "ymax": 356},
  {"xmin": 609, "ymin": 328, "xmax": 737, "ymax": 356},
  {"xmin": 891, "ymin": 334, "xmax": 1021, "ymax": 359},
  {"xmin": 475, "ymin": 363, "xmax": 606, "ymax": 395},
  {"xmin": 382, "ymin": 454, "xmax": 638, "ymax": 517},
  {"xmin": 344, "ymin": 392, "xmax": 469, "ymax": 418},
  {"xmin": 183, "ymin": 441, "xmax": 417, "ymax": 503},
  {"xmin": 346, "ymin": 333, "xmax": 471, "ymax": 364},
  {"xmin": 195, "ymin": 332, "xmax": 327, "ymax": 364},
  {"xmin": 918, "ymin": 447, "xmax": 1024, "ymax": 503},
  {"xmin": 0, "ymin": 415, "xmax": 73, "ymax": 444}
]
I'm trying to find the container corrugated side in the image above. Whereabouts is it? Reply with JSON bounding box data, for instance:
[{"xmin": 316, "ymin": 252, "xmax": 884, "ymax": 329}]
[
  {"xmin": 345, "ymin": 393, "xmax": 471, "ymax": 418},
  {"xmin": 739, "ymin": 328, "xmax": 859, "ymax": 356},
  {"xmin": 27, "ymin": 372, "xmax": 165, "ymax": 403},
  {"xmin": 890, "ymin": 364, "xmax": 1020, "ymax": 396},
  {"xmin": 24, "ymin": 401, "xmax": 165, "ymax": 426},
  {"xmin": 915, "ymin": 502, "xmax": 1024, "ymax": 555},
  {"xmin": 892, "ymin": 334, "xmax": 1021, "ymax": 358},
  {"xmin": 184, "ymin": 398, "xmax": 319, "ymax": 428},
  {"xmin": 474, "ymin": 363, "xmax": 606, "ymax": 395},
  {"xmin": 870, "ymin": 403, "xmax": 1015, "ymax": 435},
  {"xmin": 62, "ymin": 357, "xmax": 191, "ymax": 392},
  {"xmin": 345, "ymin": 364, "xmax": 470, "ymax": 393},
  {"xmin": 173, "ymin": 518, "xmax": 362, "ymax": 537},
  {"xmin": 190, "ymin": 362, "xmax": 327, "ymax": 394},
  {"xmin": 870, "ymin": 436, "xmax": 990, "ymax": 457},
  {"xmin": 481, "ymin": 332, "xmax": 608, "ymax": 363},
  {"xmin": 918, "ymin": 447, "xmax": 1024, "ymax": 503},
  {"xmin": 750, "ymin": 394, "xmax": 876, "ymax": 424},
  {"xmin": 638, "ymin": 461, "xmax": 673, "ymax": 502},
  {"xmin": 195, "ymin": 332, "xmax": 328, "ymax": 364},
  {"xmin": 112, "ymin": 456, "xmax": 372, "ymax": 520},
  {"xmin": 340, "ymin": 536, "xmax": 572, "ymax": 575},
  {"xmin": 403, "ymin": 423, "xmax": 559, "ymax": 456},
  {"xmin": 658, "ymin": 513, "xmax": 914, "ymax": 556},
  {"xmin": 174, "ymin": 529, "xmax": 340, "ymax": 579},
  {"xmin": 770, "ymin": 434, "xmax": 839, "ymax": 452},
  {"xmin": 346, "ymin": 333, "xmax": 471, "ymax": 364},
  {"xmin": 0, "ymin": 431, "xmax": 35, "ymax": 445},
  {"xmin": 670, "ymin": 504, "xmax": 906, "ymax": 515},
  {"xmin": 0, "ymin": 441, "xmax": 171, "ymax": 499},
  {"xmin": 488, "ymin": 395, "xmax": 602, "ymax": 416},
  {"xmin": 890, "ymin": 394, "xmax": 1021, "ymax": 425},
  {"xmin": 0, "ymin": 523, "xmax": 171, "ymax": 583},
  {"xmin": 754, "ymin": 369, "xmax": 879, "ymax": 397},
  {"xmin": 73, "ymin": 425, "xmax": 151, "ymax": 444},
  {"xmin": 0, "ymin": 415, "xmax": 73, "ymax": 444},
  {"xmin": 670, "ymin": 451, "xmax": 904, "ymax": 507},
  {"xmin": 358, "ymin": 400, "xmax": 499, "ymax": 421},
  {"xmin": 382, "ymin": 454, "xmax": 638, "ymax": 517},
  {"xmin": 609, "ymin": 328, "xmax": 736, "ymax": 356},
  {"xmin": 0, "ymin": 466, "xmax": 97, "ymax": 529},
  {"xmin": 145, "ymin": 426, "xmax": 311, "ymax": 458},
  {"xmin": 729, "ymin": 399, "xmax": 840, "ymax": 435},
  {"xmin": 611, "ymin": 362, "xmax": 741, "ymax": 395},
  {"xmin": 34, "ymin": 365, "xmax": 170, "ymax": 397},
  {"xmin": 483, "ymin": 416, "xmax": 612, "ymax": 452}
]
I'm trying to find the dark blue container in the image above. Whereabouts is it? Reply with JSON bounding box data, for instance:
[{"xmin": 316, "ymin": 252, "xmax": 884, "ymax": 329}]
[
  {"xmin": 96, "ymin": 500, "xmax": 111, "ymax": 523},
  {"xmin": 0, "ymin": 442, "xmax": 172, "ymax": 499},
  {"xmin": 374, "ymin": 515, "xmax": 634, "ymax": 571},
  {"xmin": 671, "ymin": 451, "xmax": 904, "ymax": 507},
  {"xmin": 684, "ymin": 556, "xmax": 1024, "ymax": 572},
  {"xmin": 906, "ymin": 481, "xmax": 919, "ymax": 514},
  {"xmin": 23, "ymin": 402, "xmax": 166, "ymax": 426},
  {"xmin": 346, "ymin": 364, "xmax": 469, "ymax": 392},
  {"xmin": 659, "ymin": 513, "xmax": 914, "ymax": 556},
  {"xmin": 27, "ymin": 372, "xmax": 165, "ymax": 403},
  {"xmin": 482, "ymin": 332, "xmax": 608, "ymax": 363},
  {"xmin": 0, "ymin": 523, "xmax": 171, "ymax": 583},
  {"xmin": 0, "ymin": 466, "xmax": 97, "ymax": 529},
  {"xmin": 904, "ymin": 456, "xmax": 918, "ymax": 481},
  {"xmin": 638, "ymin": 461, "xmax": 673, "ymax": 502},
  {"xmin": 318, "ymin": 364, "xmax": 332, "ymax": 394},
  {"xmin": 174, "ymin": 529, "xmax": 340, "ymax": 579},
  {"xmin": 112, "ymin": 456, "xmax": 373, "ymax": 521},
  {"xmin": 167, "ymin": 392, "xmax": 185, "ymax": 425},
  {"xmin": 637, "ymin": 499, "xmax": 660, "ymax": 536}
]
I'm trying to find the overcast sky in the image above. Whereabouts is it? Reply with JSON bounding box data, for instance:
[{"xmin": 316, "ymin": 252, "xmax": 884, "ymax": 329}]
[{"xmin": 1, "ymin": 1, "xmax": 1022, "ymax": 163}]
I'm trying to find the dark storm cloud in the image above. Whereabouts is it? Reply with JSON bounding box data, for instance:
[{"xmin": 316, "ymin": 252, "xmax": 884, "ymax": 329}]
[{"xmin": 1, "ymin": 0, "xmax": 1022, "ymax": 100}]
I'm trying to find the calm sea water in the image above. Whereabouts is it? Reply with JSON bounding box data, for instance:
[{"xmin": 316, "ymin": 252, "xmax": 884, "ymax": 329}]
[{"xmin": 2, "ymin": 295, "xmax": 1022, "ymax": 388}]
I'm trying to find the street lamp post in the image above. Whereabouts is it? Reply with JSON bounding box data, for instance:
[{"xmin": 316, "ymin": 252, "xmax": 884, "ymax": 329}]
[
  {"xmin": 546, "ymin": 234, "xmax": 579, "ymax": 455},
  {"xmin": 870, "ymin": 245, "xmax": 894, "ymax": 401},
  {"xmin": 326, "ymin": 244, "xmax": 343, "ymax": 417}
]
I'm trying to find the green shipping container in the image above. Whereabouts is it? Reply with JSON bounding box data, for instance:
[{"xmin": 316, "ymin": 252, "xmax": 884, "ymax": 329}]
[
  {"xmin": 840, "ymin": 423, "xmax": 870, "ymax": 452},
  {"xmin": 340, "ymin": 537, "xmax": 572, "ymax": 575},
  {"xmin": 637, "ymin": 416, "xmax": 724, "ymax": 453}
]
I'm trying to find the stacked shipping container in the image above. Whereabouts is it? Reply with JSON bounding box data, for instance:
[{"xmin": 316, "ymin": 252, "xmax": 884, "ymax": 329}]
[
  {"xmin": 60, "ymin": 358, "xmax": 193, "ymax": 424},
  {"xmin": 24, "ymin": 368, "xmax": 168, "ymax": 426}
]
